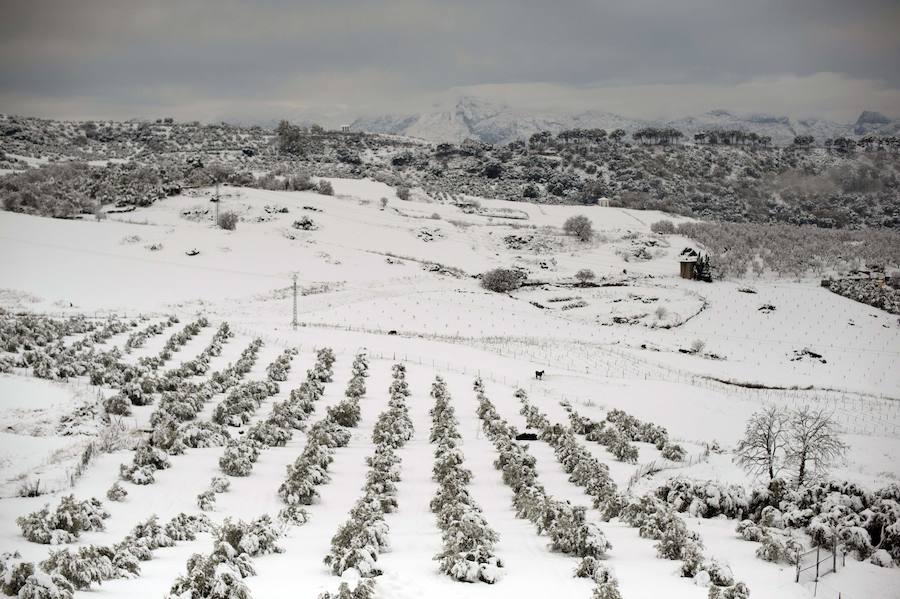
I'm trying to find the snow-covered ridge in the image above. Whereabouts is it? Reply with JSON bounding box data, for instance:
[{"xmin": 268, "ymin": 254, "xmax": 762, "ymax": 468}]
[{"xmin": 351, "ymin": 96, "xmax": 900, "ymax": 145}]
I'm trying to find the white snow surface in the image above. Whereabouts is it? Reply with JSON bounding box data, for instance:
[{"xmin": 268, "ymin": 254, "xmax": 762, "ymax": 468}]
[{"xmin": 0, "ymin": 177, "xmax": 897, "ymax": 598}]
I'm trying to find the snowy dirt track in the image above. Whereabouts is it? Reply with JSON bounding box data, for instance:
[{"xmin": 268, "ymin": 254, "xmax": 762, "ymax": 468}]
[{"xmin": 1, "ymin": 178, "xmax": 898, "ymax": 599}]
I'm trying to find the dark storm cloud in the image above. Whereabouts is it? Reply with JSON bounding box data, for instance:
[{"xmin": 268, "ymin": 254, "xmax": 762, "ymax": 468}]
[{"xmin": 1, "ymin": 0, "xmax": 898, "ymax": 121}]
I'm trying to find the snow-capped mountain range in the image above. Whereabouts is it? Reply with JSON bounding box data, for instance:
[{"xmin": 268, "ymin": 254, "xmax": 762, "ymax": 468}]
[{"xmin": 350, "ymin": 96, "xmax": 900, "ymax": 145}]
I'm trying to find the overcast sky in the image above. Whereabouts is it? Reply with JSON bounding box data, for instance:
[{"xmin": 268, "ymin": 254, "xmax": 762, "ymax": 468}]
[{"xmin": 1, "ymin": 0, "xmax": 899, "ymax": 123}]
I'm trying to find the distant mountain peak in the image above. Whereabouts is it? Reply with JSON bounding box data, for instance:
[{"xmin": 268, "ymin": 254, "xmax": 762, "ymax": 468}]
[{"xmin": 856, "ymin": 110, "xmax": 891, "ymax": 125}]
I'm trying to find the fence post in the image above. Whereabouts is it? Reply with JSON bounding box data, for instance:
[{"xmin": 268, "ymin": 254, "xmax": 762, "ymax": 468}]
[
  {"xmin": 815, "ymin": 546, "xmax": 820, "ymax": 581},
  {"xmin": 833, "ymin": 534, "xmax": 837, "ymax": 573}
]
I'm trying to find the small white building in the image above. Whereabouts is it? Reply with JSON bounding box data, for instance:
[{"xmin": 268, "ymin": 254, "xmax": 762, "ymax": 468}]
[{"xmin": 596, "ymin": 197, "xmax": 610, "ymax": 207}]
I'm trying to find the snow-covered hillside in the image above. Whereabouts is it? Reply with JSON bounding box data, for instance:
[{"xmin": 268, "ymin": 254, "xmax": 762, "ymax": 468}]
[{"xmin": 0, "ymin": 179, "xmax": 898, "ymax": 599}]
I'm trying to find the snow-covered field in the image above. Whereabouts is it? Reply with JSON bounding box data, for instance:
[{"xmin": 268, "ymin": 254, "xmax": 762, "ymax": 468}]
[{"xmin": 0, "ymin": 179, "xmax": 897, "ymax": 599}]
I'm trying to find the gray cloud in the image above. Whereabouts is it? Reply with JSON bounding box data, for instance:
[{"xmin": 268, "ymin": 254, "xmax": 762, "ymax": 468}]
[{"xmin": 1, "ymin": 0, "xmax": 898, "ymax": 122}]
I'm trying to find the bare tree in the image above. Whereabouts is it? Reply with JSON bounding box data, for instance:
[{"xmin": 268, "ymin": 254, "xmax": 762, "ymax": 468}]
[
  {"xmin": 735, "ymin": 406, "xmax": 790, "ymax": 481},
  {"xmin": 786, "ymin": 407, "xmax": 847, "ymax": 486},
  {"xmin": 563, "ymin": 215, "xmax": 593, "ymax": 242}
]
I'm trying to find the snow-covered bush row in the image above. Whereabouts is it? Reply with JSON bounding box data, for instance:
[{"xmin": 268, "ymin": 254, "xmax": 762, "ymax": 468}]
[
  {"xmin": 619, "ymin": 496, "xmax": 749, "ymax": 594},
  {"xmin": 220, "ymin": 347, "xmax": 343, "ymax": 478},
  {"xmin": 562, "ymin": 403, "xmax": 680, "ymax": 466},
  {"xmin": 4, "ymin": 513, "xmax": 212, "ymax": 598},
  {"xmin": 16, "ymin": 495, "xmax": 109, "ymax": 544},
  {"xmin": 135, "ymin": 317, "xmax": 210, "ymax": 371},
  {"xmin": 314, "ymin": 347, "xmax": 337, "ymax": 382},
  {"xmin": 428, "ymin": 375, "xmax": 503, "ymax": 583},
  {"xmin": 210, "ymin": 345, "xmax": 296, "ymax": 427},
  {"xmin": 166, "ymin": 322, "xmax": 239, "ymax": 381},
  {"xmin": 165, "ymin": 516, "xmax": 283, "ymax": 597},
  {"xmin": 0, "ymin": 310, "xmax": 97, "ymax": 353},
  {"xmin": 123, "ymin": 315, "xmax": 179, "ymax": 353},
  {"xmin": 211, "ymin": 380, "xmax": 281, "ymax": 427},
  {"xmin": 371, "ymin": 363, "xmax": 414, "ymax": 449},
  {"xmin": 325, "ymin": 352, "xmax": 369, "ymax": 428},
  {"xmin": 101, "ymin": 320, "xmax": 235, "ymax": 415},
  {"xmin": 323, "ymin": 448, "xmax": 395, "ymax": 577},
  {"xmin": 279, "ymin": 418, "xmax": 351, "ymax": 505},
  {"xmin": 473, "ymin": 378, "xmax": 618, "ymax": 597},
  {"xmin": 265, "ymin": 347, "xmax": 298, "ymax": 382},
  {"xmin": 323, "ymin": 363, "xmax": 411, "ymax": 579},
  {"xmin": 474, "ymin": 379, "xmax": 612, "ymax": 560},
  {"xmin": 516, "ymin": 393, "xmax": 618, "ymax": 508},
  {"xmin": 20, "ymin": 317, "xmax": 132, "ymax": 381}
]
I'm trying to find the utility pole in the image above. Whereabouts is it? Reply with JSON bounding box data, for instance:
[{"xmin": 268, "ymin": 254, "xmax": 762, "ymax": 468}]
[
  {"xmin": 292, "ymin": 273, "xmax": 299, "ymax": 330},
  {"xmin": 213, "ymin": 181, "xmax": 220, "ymax": 224}
]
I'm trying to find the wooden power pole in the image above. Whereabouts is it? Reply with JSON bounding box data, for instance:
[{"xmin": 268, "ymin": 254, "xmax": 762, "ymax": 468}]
[
  {"xmin": 292, "ymin": 273, "xmax": 299, "ymax": 330},
  {"xmin": 213, "ymin": 181, "xmax": 220, "ymax": 224}
]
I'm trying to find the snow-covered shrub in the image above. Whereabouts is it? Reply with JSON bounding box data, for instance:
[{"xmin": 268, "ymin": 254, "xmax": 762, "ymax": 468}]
[
  {"xmin": 119, "ymin": 463, "xmax": 156, "ymax": 485},
  {"xmin": 165, "ymin": 513, "xmax": 212, "ymax": 542},
  {"xmin": 17, "ymin": 572, "xmax": 74, "ymax": 599},
  {"xmin": 351, "ymin": 352, "xmax": 369, "ymax": 379},
  {"xmin": 104, "ymin": 394, "xmax": 132, "ymax": 416},
  {"xmin": 609, "ymin": 436, "xmax": 639, "ymax": 464},
  {"xmin": 218, "ymin": 516, "xmax": 283, "ymax": 557},
  {"xmin": 134, "ymin": 441, "xmax": 171, "ymax": 469},
  {"xmin": 834, "ymin": 525, "xmax": 872, "ymax": 560},
  {"xmin": 210, "ymin": 476, "xmax": 230, "ymax": 494},
  {"xmin": 661, "ymin": 443, "xmax": 686, "ymax": 462},
  {"xmin": 317, "ymin": 578, "xmax": 375, "ymax": 599},
  {"xmin": 106, "ymin": 482, "xmax": 128, "ymax": 502},
  {"xmin": 177, "ymin": 422, "xmax": 231, "ymax": 449},
  {"xmin": 40, "ymin": 546, "xmax": 117, "ymax": 590},
  {"xmin": 587, "ymin": 563, "xmax": 623, "ymax": 599},
  {"xmin": 371, "ymin": 366, "xmax": 414, "ymax": 448},
  {"xmin": 166, "ymin": 545, "xmax": 253, "ymax": 599},
  {"xmin": 17, "ymin": 496, "xmax": 109, "ymax": 544},
  {"xmin": 735, "ymin": 520, "xmax": 766, "ymax": 542},
  {"xmin": 327, "ymin": 399, "xmax": 361, "ymax": 428},
  {"xmin": 754, "ymin": 534, "xmax": 802, "ymax": 564},
  {"xmin": 246, "ymin": 421, "xmax": 291, "ymax": 447},
  {"xmin": 128, "ymin": 515, "xmax": 175, "ymax": 552},
  {"xmin": 219, "ymin": 439, "xmax": 263, "ymax": 477},
  {"xmin": 707, "ymin": 582, "xmax": 750, "ymax": 599},
  {"xmin": 0, "ymin": 552, "xmax": 34, "ymax": 596},
  {"xmin": 324, "ymin": 500, "xmax": 389, "ymax": 577},
  {"xmin": 265, "ymin": 347, "xmax": 297, "ymax": 382},
  {"xmin": 870, "ymin": 549, "xmax": 894, "ymax": 567},
  {"xmin": 703, "ymin": 558, "xmax": 734, "ymax": 587},
  {"xmin": 680, "ymin": 539, "xmax": 706, "ymax": 577},
  {"xmin": 315, "ymin": 347, "xmax": 336, "ymax": 382},
  {"xmin": 656, "ymin": 478, "xmax": 748, "ymax": 519},
  {"xmin": 197, "ymin": 490, "xmax": 216, "ymax": 511},
  {"xmin": 277, "ymin": 505, "xmax": 309, "ymax": 526}
]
